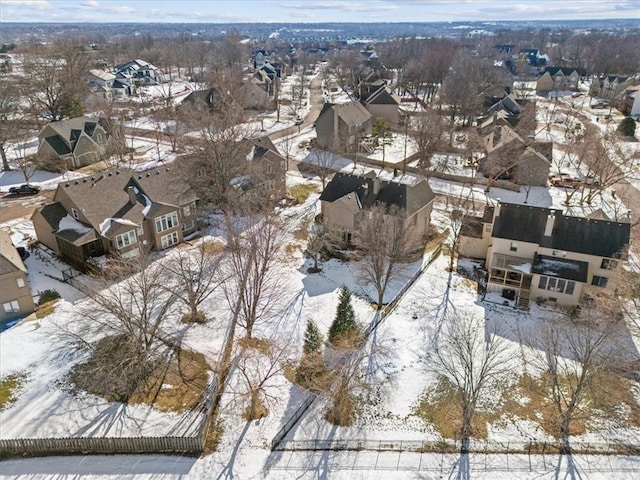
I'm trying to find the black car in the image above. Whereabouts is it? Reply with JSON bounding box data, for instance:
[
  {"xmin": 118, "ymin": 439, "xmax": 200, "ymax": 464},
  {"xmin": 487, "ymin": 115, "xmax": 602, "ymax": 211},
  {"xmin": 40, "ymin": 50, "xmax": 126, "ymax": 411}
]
[{"xmin": 8, "ymin": 184, "xmax": 41, "ymax": 195}]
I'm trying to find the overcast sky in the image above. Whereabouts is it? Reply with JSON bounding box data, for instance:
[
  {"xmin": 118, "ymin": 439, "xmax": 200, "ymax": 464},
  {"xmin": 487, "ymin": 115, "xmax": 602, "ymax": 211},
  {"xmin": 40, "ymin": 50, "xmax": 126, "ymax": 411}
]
[{"xmin": 1, "ymin": 0, "xmax": 639, "ymax": 23}]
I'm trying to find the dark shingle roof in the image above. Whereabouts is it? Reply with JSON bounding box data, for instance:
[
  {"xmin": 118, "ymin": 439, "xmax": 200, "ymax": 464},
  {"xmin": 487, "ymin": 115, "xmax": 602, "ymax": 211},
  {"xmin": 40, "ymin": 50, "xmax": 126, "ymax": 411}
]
[
  {"xmin": 37, "ymin": 202, "xmax": 68, "ymax": 230},
  {"xmin": 492, "ymin": 203, "xmax": 630, "ymax": 259},
  {"xmin": 320, "ymin": 171, "xmax": 435, "ymax": 217},
  {"xmin": 44, "ymin": 135, "xmax": 72, "ymax": 156},
  {"xmin": 532, "ymin": 254, "xmax": 589, "ymax": 282}
]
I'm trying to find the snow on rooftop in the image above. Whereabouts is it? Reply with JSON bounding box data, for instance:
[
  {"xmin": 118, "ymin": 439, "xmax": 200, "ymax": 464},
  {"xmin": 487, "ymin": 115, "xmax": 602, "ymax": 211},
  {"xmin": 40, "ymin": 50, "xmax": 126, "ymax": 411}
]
[{"xmin": 57, "ymin": 214, "xmax": 92, "ymax": 234}]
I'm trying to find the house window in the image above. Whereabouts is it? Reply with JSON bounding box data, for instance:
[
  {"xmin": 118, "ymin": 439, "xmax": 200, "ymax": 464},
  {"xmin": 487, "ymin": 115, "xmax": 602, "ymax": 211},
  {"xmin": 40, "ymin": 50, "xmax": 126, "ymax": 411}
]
[
  {"xmin": 71, "ymin": 208, "xmax": 79, "ymax": 219},
  {"xmin": 510, "ymin": 242, "xmax": 518, "ymax": 252},
  {"xmin": 485, "ymin": 225, "xmax": 492, "ymax": 233},
  {"xmin": 182, "ymin": 220, "xmax": 195, "ymax": 232},
  {"xmin": 591, "ymin": 275, "xmax": 608, "ymax": 288},
  {"xmin": 16, "ymin": 277, "xmax": 25, "ymax": 288},
  {"xmin": 538, "ymin": 275, "xmax": 575, "ymax": 294},
  {"xmin": 3, "ymin": 300, "xmax": 20, "ymax": 313},
  {"xmin": 161, "ymin": 231, "xmax": 179, "ymax": 249},
  {"xmin": 183, "ymin": 204, "xmax": 192, "ymax": 217},
  {"xmin": 280, "ymin": 161, "xmax": 285, "ymax": 170},
  {"xmin": 601, "ymin": 259, "xmax": 618, "ymax": 270},
  {"xmin": 137, "ymin": 227, "xmax": 144, "ymax": 237},
  {"xmin": 197, "ymin": 167, "xmax": 206, "ymax": 177},
  {"xmin": 155, "ymin": 212, "xmax": 179, "ymax": 233},
  {"xmin": 115, "ymin": 230, "xmax": 136, "ymax": 249},
  {"xmin": 267, "ymin": 163, "xmax": 273, "ymax": 174}
]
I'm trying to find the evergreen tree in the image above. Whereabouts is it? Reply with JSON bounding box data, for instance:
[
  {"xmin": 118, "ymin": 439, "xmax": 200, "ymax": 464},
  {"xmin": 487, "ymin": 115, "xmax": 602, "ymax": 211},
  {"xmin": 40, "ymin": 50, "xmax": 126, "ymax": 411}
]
[
  {"xmin": 618, "ymin": 116, "xmax": 636, "ymax": 138},
  {"xmin": 303, "ymin": 320, "xmax": 323, "ymax": 356},
  {"xmin": 329, "ymin": 286, "xmax": 358, "ymax": 345}
]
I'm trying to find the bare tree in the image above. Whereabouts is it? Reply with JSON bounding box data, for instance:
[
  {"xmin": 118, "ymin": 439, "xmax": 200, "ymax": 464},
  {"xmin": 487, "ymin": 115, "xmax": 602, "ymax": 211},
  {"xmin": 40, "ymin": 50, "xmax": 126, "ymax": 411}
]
[
  {"xmin": 532, "ymin": 301, "xmax": 627, "ymax": 453},
  {"xmin": 0, "ymin": 80, "xmax": 21, "ymax": 171},
  {"xmin": 429, "ymin": 313, "xmax": 513, "ymax": 452},
  {"xmin": 355, "ymin": 204, "xmax": 413, "ymax": 308},
  {"xmin": 236, "ymin": 338, "xmax": 291, "ymax": 421},
  {"xmin": 23, "ymin": 44, "xmax": 90, "ymax": 122},
  {"xmin": 70, "ymin": 255, "xmax": 180, "ymax": 401},
  {"xmin": 311, "ymin": 148, "xmax": 338, "ymax": 188},
  {"xmin": 161, "ymin": 240, "xmax": 227, "ymax": 324},
  {"xmin": 225, "ymin": 214, "xmax": 285, "ymax": 339},
  {"xmin": 411, "ymin": 109, "xmax": 447, "ymax": 171}
]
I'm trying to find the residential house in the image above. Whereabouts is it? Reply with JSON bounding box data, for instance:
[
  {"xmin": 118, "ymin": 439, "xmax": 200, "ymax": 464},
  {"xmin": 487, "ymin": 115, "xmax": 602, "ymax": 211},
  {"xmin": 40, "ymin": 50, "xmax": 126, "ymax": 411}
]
[
  {"xmin": 360, "ymin": 84, "xmax": 401, "ymax": 126},
  {"xmin": 32, "ymin": 169, "xmax": 198, "ymax": 271},
  {"xmin": 536, "ymin": 67, "xmax": 586, "ymax": 95},
  {"xmin": 240, "ymin": 79, "xmax": 272, "ymax": 109},
  {"xmin": 115, "ymin": 59, "xmax": 164, "ymax": 86},
  {"xmin": 37, "ymin": 116, "xmax": 112, "ymax": 170},
  {"xmin": 0, "ymin": 229, "xmax": 35, "ymax": 323},
  {"xmin": 319, "ymin": 170, "xmax": 435, "ymax": 245},
  {"xmin": 87, "ymin": 69, "xmax": 115, "ymax": 90},
  {"xmin": 622, "ymin": 85, "xmax": 640, "ymax": 117},
  {"xmin": 590, "ymin": 75, "xmax": 638, "ymax": 102},
  {"xmin": 181, "ymin": 86, "xmax": 232, "ymax": 113},
  {"xmin": 315, "ymin": 102, "xmax": 372, "ymax": 152},
  {"xmin": 459, "ymin": 202, "xmax": 631, "ymax": 308},
  {"xmin": 252, "ymin": 50, "xmax": 275, "ymax": 70},
  {"xmin": 240, "ymin": 136, "xmax": 287, "ymax": 200},
  {"xmin": 480, "ymin": 121, "xmax": 551, "ymax": 186}
]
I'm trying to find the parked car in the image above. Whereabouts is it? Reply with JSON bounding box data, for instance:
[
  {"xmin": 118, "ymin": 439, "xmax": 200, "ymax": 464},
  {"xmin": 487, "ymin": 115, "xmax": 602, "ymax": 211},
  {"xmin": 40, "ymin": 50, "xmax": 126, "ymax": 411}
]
[
  {"xmin": 549, "ymin": 174, "xmax": 577, "ymax": 188},
  {"xmin": 8, "ymin": 184, "xmax": 41, "ymax": 195}
]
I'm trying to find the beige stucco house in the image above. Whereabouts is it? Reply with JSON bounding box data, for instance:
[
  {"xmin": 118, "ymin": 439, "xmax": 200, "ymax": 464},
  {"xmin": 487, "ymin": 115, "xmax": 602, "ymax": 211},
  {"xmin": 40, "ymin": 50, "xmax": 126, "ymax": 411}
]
[
  {"xmin": 32, "ymin": 169, "xmax": 198, "ymax": 271},
  {"xmin": 0, "ymin": 229, "xmax": 35, "ymax": 322},
  {"xmin": 319, "ymin": 170, "xmax": 436, "ymax": 246},
  {"xmin": 459, "ymin": 202, "xmax": 631, "ymax": 308}
]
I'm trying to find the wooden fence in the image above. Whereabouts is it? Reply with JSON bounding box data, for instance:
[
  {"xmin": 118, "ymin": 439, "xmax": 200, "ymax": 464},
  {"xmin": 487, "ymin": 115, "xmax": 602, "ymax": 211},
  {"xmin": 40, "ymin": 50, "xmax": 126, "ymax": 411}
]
[{"xmin": 0, "ymin": 435, "xmax": 202, "ymax": 457}]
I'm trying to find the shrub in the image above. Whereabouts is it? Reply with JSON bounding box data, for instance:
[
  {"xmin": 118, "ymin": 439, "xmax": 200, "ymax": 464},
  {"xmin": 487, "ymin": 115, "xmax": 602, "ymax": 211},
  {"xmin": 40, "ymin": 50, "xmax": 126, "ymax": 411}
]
[
  {"xmin": 618, "ymin": 117, "xmax": 636, "ymax": 137},
  {"xmin": 35, "ymin": 299, "xmax": 59, "ymax": 319},
  {"xmin": 289, "ymin": 184, "xmax": 318, "ymax": 205},
  {"xmin": 181, "ymin": 310, "xmax": 207, "ymax": 324},
  {"xmin": 38, "ymin": 289, "xmax": 60, "ymax": 306}
]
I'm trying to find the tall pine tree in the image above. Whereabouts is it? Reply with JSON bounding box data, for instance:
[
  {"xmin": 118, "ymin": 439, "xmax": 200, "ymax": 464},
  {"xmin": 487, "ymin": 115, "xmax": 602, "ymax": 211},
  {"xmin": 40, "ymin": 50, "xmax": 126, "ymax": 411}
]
[
  {"xmin": 303, "ymin": 320, "xmax": 323, "ymax": 356},
  {"xmin": 329, "ymin": 286, "xmax": 358, "ymax": 345}
]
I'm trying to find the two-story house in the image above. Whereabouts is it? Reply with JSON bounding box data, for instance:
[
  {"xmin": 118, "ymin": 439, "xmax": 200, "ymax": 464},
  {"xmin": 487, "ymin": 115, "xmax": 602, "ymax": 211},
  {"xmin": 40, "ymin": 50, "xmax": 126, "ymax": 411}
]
[
  {"xmin": 37, "ymin": 116, "xmax": 112, "ymax": 170},
  {"xmin": 32, "ymin": 169, "xmax": 198, "ymax": 271},
  {"xmin": 315, "ymin": 102, "xmax": 373, "ymax": 153},
  {"xmin": 536, "ymin": 67, "xmax": 586, "ymax": 95},
  {"xmin": 319, "ymin": 170, "xmax": 435, "ymax": 246},
  {"xmin": 459, "ymin": 202, "xmax": 631, "ymax": 308},
  {"xmin": 0, "ymin": 229, "xmax": 35, "ymax": 323}
]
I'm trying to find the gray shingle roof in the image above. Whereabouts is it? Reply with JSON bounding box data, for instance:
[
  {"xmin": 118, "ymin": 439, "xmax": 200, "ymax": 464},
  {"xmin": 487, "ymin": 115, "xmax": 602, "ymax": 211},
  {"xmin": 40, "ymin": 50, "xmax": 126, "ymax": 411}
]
[
  {"xmin": 319, "ymin": 102, "xmax": 372, "ymax": 128},
  {"xmin": 320, "ymin": 171, "xmax": 435, "ymax": 217},
  {"xmin": 492, "ymin": 203, "xmax": 630, "ymax": 259}
]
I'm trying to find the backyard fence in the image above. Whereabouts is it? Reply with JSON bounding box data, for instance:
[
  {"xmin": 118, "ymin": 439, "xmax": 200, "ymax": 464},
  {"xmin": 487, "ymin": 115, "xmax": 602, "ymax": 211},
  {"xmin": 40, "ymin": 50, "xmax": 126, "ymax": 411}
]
[
  {"xmin": 0, "ymin": 435, "xmax": 202, "ymax": 457},
  {"xmin": 272, "ymin": 438, "xmax": 640, "ymax": 456}
]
